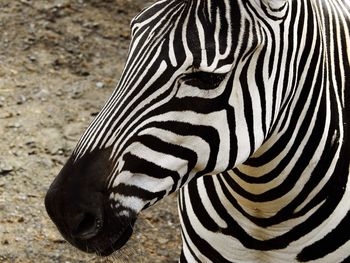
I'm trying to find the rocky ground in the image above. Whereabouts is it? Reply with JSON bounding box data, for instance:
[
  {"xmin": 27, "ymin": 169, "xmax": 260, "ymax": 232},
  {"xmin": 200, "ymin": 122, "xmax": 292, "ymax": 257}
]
[{"xmin": 0, "ymin": 0, "xmax": 181, "ymax": 262}]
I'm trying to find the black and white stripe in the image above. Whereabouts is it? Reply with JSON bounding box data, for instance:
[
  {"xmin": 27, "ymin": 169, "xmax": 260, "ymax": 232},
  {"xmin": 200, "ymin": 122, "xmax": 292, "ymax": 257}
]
[{"xmin": 69, "ymin": 0, "xmax": 350, "ymax": 261}]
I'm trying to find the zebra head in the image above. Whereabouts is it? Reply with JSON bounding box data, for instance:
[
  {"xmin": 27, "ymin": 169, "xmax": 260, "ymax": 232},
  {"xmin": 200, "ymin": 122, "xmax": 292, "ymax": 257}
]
[{"xmin": 45, "ymin": 0, "xmax": 288, "ymax": 256}]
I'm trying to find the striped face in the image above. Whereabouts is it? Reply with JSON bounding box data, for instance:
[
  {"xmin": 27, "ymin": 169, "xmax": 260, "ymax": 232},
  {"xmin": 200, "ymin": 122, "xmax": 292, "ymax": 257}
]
[
  {"xmin": 73, "ymin": 0, "xmax": 244, "ymax": 213},
  {"xmin": 72, "ymin": 0, "xmax": 289, "ymax": 212},
  {"xmin": 45, "ymin": 0, "xmax": 291, "ymax": 256}
]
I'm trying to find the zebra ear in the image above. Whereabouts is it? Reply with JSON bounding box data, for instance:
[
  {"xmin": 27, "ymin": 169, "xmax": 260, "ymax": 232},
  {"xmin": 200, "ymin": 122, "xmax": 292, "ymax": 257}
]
[{"xmin": 260, "ymin": 0, "xmax": 289, "ymax": 19}]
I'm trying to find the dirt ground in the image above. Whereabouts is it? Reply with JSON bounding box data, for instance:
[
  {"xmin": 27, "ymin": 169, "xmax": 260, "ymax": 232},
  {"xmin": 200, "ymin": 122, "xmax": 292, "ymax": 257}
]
[{"xmin": 0, "ymin": 0, "xmax": 181, "ymax": 262}]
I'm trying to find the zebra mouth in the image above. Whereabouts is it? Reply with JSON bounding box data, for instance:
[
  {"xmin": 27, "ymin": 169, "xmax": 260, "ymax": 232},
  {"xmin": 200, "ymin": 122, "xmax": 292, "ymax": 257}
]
[
  {"xmin": 97, "ymin": 219, "xmax": 135, "ymax": 256},
  {"xmin": 71, "ymin": 203, "xmax": 137, "ymax": 256},
  {"xmin": 73, "ymin": 218, "xmax": 136, "ymax": 256}
]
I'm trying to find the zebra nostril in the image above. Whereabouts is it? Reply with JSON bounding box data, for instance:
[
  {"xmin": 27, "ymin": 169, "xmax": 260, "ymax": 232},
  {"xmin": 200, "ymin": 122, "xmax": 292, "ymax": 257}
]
[{"xmin": 72, "ymin": 212, "xmax": 103, "ymax": 240}]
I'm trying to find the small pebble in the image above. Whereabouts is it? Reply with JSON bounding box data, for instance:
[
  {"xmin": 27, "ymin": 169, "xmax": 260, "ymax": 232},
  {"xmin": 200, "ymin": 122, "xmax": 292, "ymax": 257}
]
[
  {"xmin": 17, "ymin": 95, "xmax": 27, "ymax": 105},
  {"xmin": 28, "ymin": 55, "xmax": 37, "ymax": 62},
  {"xmin": 0, "ymin": 165, "xmax": 13, "ymax": 175},
  {"xmin": 96, "ymin": 81, "xmax": 105, "ymax": 89}
]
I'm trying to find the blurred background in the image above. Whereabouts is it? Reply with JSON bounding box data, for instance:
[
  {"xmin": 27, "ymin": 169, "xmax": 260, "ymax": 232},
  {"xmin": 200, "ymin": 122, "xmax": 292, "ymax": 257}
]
[{"xmin": 0, "ymin": 0, "xmax": 180, "ymax": 262}]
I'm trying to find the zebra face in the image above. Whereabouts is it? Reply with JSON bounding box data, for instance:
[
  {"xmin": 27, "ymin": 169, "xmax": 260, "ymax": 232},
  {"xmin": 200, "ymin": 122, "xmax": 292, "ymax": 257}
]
[{"xmin": 45, "ymin": 0, "xmax": 289, "ymax": 257}]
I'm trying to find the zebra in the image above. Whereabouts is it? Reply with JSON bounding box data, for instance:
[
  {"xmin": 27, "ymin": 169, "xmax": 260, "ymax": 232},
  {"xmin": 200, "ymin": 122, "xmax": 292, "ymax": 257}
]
[{"xmin": 45, "ymin": 0, "xmax": 350, "ymax": 262}]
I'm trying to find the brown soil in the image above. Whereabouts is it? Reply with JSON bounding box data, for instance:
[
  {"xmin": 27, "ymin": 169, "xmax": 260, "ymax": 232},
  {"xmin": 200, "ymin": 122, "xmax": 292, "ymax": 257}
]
[{"xmin": 0, "ymin": 0, "xmax": 181, "ymax": 262}]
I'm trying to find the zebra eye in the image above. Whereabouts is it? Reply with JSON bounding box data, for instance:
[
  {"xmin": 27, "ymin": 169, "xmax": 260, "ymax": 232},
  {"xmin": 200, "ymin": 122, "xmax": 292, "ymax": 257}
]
[{"xmin": 182, "ymin": 71, "xmax": 226, "ymax": 89}]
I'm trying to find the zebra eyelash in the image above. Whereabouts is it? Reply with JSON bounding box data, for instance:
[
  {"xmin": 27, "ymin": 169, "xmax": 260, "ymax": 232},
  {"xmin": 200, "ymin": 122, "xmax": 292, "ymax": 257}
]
[{"xmin": 181, "ymin": 71, "xmax": 227, "ymax": 89}]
